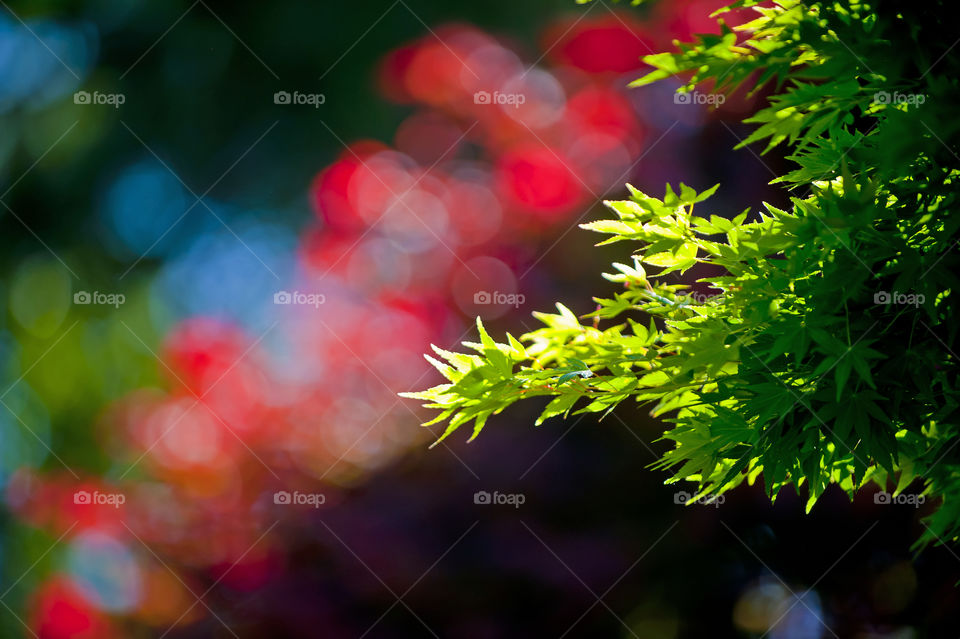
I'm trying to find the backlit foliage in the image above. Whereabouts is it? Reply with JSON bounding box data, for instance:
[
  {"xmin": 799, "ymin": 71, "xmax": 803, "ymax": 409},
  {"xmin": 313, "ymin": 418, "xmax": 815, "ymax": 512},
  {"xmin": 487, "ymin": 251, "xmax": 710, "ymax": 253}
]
[{"xmin": 403, "ymin": 0, "xmax": 960, "ymax": 547}]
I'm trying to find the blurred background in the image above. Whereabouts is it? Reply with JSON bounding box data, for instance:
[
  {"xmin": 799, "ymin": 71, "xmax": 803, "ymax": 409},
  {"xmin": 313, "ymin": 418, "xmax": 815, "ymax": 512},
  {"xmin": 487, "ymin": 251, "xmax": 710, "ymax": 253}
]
[{"xmin": 0, "ymin": 0, "xmax": 958, "ymax": 637}]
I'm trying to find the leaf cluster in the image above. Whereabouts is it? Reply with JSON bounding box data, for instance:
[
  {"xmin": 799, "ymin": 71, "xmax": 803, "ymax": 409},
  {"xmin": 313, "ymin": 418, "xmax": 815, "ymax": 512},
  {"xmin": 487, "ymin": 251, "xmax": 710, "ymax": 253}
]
[{"xmin": 403, "ymin": 0, "xmax": 960, "ymax": 547}]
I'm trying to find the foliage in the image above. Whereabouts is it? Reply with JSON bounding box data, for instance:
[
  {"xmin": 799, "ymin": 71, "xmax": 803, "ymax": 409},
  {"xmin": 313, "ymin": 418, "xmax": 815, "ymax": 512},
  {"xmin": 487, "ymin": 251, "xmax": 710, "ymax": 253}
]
[{"xmin": 403, "ymin": 0, "xmax": 960, "ymax": 547}]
